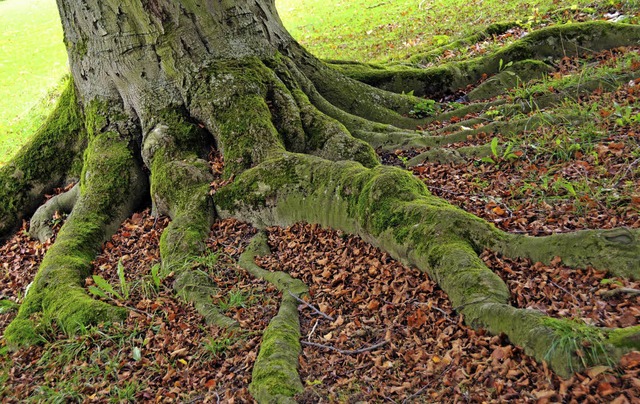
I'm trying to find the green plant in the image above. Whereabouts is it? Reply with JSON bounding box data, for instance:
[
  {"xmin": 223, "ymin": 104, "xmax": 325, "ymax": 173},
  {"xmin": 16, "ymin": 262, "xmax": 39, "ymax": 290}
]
[
  {"xmin": 203, "ymin": 336, "xmax": 234, "ymax": 358},
  {"xmin": 553, "ymin": 178, "xmax": 578, "ymax": 199},
  {"xmin": 600, "ymin": 278, "xmax": 624, "ymax": 287},
  {"xmin": 151, "ymin": 263, "xmax": 162, "ymax": 289},
  {"xmin": 219, "ymin": 289, "xmax": 250, "ymax": 311},
  {"xmin": 613, "ymin": 104, "xmax": 640, "ymax": 126},
  {"xmin": 543, "ymin": 318, "xmax": 614, "ymax": 373},
  {"xmin": 88, "ymin": 259, "xmax": 129, "ymax": 301},
  {"xmin": 409, "ymin": 99, "xmax": 437, "ymax": 118},
  {"xmin": 481, "ymin": 137, "xmax": 520, "ymax": 164},
  {"xmin": 498, "ymin": 58, "xmax": 513, "ymax": 72},
  {"xmin": 117, "ymin": 259, "xmax": 130, "ymax": 299},
  {"xmin": 485, "ymin": 109, "xmax": 502, "ymax": 118},
  {"xmin": 111, "ymin": 380, "xmax": 141, "ymax": 403},
  {"xmin": 193, "ymin": 250, "xmax": 221, "ymax": 268}
]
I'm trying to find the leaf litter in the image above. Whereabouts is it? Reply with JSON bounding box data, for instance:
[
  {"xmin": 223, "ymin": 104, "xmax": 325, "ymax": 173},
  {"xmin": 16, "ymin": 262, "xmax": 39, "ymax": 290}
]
[{"xmin": 2, "ymin": 12, "xmax": 640, "ymax": 404}]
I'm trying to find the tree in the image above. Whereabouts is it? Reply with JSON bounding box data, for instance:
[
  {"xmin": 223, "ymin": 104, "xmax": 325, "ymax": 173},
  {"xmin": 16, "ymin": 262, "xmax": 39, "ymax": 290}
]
[{"xmin": 1, "ymin": 0, "xmax": 639, "ymax": 401}]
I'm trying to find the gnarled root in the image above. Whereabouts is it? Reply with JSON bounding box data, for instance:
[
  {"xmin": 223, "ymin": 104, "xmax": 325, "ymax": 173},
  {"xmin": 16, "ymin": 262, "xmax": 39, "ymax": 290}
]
[
  {"xmin": 5, "ymin": 101, "xmax": 147, "ymax": 347},
  {"xmin": 29, "ymin": 184, "xmax": 80, "ymax": 242},
  {"xmin": 215, "ymin": 153, "xmax": 640, "ymax": 376},
  {"xmin": 143, "ymin": 109, "xmax": 237, "ymax": 328},
  {"xmin": 0, "ymin": 79, "xmax": 85, "ymax": 241}
]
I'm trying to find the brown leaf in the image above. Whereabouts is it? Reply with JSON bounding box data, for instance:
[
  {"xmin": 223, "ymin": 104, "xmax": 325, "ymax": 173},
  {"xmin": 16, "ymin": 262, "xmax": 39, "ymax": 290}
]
[
  {"xmin": 407, "ymin": 309, "xmax": 427, "ymax": 328},
  {"xmin": 620, "ymin": 351, "xmax": 640, "ymax": 368},
  {"xmin": 585, "ymin": 365, "xmax": 611, "ymax": 379},
  {"xmin": 597, "ymin": 382, "xmax": 615, "ymax": 396}
]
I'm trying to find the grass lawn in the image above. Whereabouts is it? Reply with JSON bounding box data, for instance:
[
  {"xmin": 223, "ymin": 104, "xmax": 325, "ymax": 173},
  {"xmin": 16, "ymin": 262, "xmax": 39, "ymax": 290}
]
[
  {"xmin": 277, "ymin": 0, "xmax": 600, "ymax": 62},
  {"xmin": 0, "ymin": 0, "xmax": 67, "ymax": 165}
]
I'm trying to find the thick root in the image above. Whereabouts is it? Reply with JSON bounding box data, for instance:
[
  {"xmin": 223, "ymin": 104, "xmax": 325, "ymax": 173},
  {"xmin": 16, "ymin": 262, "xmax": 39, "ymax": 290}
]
[
  {"xmin": 249, "ymin": 293, "xmax": 304, "ymax": 403},
  {"xmin": 296, "ymin": 51, "xmax": 422, "ymax": 128},
  {"xmin": 143, "ymin": 109, "xmax": 237, "ymax": 328},
  {"xmin": 499, "ymin": 228, "xmax": 640, "ymax": 280},
  {"xmin": 28, "ymin": 184, "xmax": 80, "ymax": 242},
  {"xmin": 214, "ymin": 152, "xmax": 640, "ymax": 375},
  {"xmin": 333, "ymin": 21, "xmax": 640, "ymax": 97},
  {"xmin": 0, "ymin": 79, "xmax": 85, "ymax": 241},
  {"xmin": 240, "ymin": 233, "xmax": 307, "ymax": 402},
  {"xmin": 5, "ymin": 104, "xmax": 148, "ymax": 347}
]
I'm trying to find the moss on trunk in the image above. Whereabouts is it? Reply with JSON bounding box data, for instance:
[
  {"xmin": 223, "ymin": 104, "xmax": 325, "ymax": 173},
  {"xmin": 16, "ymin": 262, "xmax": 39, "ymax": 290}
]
[{"xmin": 0, "ymin": 78, "xmax": 85, "ymax": 240}]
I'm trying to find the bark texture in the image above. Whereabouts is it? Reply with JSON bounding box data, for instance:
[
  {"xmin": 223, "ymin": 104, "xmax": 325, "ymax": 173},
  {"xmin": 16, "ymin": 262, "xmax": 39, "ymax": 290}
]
[{"xmin": 2, "ymin": 0, "xmax": 640, "ymax": 401}]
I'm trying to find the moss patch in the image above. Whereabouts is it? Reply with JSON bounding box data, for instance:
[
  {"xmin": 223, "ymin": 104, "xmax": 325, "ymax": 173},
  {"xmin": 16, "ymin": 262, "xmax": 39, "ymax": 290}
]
[{"xmin": 0, "ymin": 78, "xmax": 85, "ymax": 239}]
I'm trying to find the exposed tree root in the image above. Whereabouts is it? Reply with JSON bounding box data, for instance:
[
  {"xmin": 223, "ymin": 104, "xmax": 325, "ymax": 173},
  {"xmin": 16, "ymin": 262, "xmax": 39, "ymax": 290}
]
[
  {"xmin": 334, "ymin": 21, "xmax": 640, "ymax": 97},
  {"xmin": 4, "ymin": 14, "xmax": 639, "ymax": 392},
  {"xmin": 4, "ymin": 102, "xmax": 147, "ymax": 346},
  {"xmin": 215, "ymin": 153, "xmax": 640, "ymax": 376},
  {"xmin": 240, "ymin": 233, "xmax": 307, "ymax": 402},
  {"xmin": 28, "ymin": 184, "xmax": 79, "ymax": 242},
  {"xmin": 239, "ymin": 232, "xmax": 308, "ymax": 296},
  {"xmin": 0, "ymin": 79, "xmax": 85, "ymax": 241},
  {"xmin": 143, "ymin": 109, "xmax": 237, "ymax": 328}
]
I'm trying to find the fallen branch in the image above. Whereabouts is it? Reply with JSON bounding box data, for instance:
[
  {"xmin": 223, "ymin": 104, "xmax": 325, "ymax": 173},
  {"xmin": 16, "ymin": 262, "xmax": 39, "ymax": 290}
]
[
  {"xmin": 301, "ymin": 340, "xmax": 388, "ymax": 355},
  {"xmin": 307, "ymin": 318, "xmax": 320, "ymax": 340},
  {"xmin": 289, "ymin": 291, "xmax": 335, "ymax": 321}
]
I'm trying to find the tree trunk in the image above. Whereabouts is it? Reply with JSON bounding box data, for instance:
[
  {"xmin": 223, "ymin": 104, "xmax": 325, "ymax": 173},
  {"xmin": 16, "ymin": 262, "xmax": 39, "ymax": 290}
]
[{"xmin": 1, "ymin": 0, "xmax": 640, "ymax": 401}]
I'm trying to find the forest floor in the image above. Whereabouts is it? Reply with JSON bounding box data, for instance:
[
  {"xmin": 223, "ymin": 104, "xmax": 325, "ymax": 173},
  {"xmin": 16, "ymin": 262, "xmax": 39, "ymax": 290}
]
[{"xmin": 2, "ymin": 2, "xmax": 640, "ymax": 404}]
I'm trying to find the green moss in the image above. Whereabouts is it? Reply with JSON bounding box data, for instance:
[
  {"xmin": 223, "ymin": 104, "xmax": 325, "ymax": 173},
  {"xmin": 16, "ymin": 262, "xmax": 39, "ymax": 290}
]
[
  {"xmin": 196, "ymin": 59, "xmax": 287, "ymax": 176},
  {"xmin": 81, "ymin": 132, "xmax": 135, "ymax": 216},
  {"xmin": 3, "ymin": 319, "xmax": 45, "ymax": 348},
  {"xmin": 607, "ymin": 326, "xmax": 640, "ymax": 349},
  {"xmin": 0, "ymin": 77, "xmax": 86, "ymax": 238},
  {"xmin": 249, "ymin": 294, "xmax": 303, "ymax": 403},
  {"xmin": 302, "ymin": 61, "xmax": 419, "ymax": 127},
  {"xmin": 5, "ymin": 124, "xmax": 140, "ymax": 346},
  {"xmin": 290, "ymin": 88, "xmax": 378, "ymax": 168}
]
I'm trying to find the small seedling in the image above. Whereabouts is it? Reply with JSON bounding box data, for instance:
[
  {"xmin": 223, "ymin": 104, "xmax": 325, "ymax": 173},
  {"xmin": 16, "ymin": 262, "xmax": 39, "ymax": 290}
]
[
  {"xmin": 409, "ymin": 99, "xmax": 437, "ymax": 118},
  {"xmin": 481, "ymin": 137, "xmax": 520, "ymax": 164},
  {"xmin": 88, "ymin": 259, "xmax": 130, "ymax": 301},
  {"xmin": 498, "ymin": 58, "xmax": 513, "ymax": 72}
]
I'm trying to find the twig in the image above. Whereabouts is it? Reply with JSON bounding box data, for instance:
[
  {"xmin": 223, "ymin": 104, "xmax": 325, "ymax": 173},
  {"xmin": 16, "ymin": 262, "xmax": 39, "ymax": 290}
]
[
  {"xmin": 548, "ymin": 280, "xmax": 579, "ymax": 303},
  {"xmin": 413, "ymin": 302, "xmax": 456, "ymax": 323},
  {"xmin": 301, "ymin": 340, "xmax": 388, "ymax": 355},
  {"xmin": 613, "ymin": 157, "xmax": 640, "ymax": 187},
  {"xmin": 289, "ymin": 291, "xmax": 335, "ymax": 321},
  {"xmin": 308, "ymin": 319, "xmax": 319, "ymax": 341},
  {"xmin": 601, "ymin": 287, "xmax": 640, "ymax": 298}
]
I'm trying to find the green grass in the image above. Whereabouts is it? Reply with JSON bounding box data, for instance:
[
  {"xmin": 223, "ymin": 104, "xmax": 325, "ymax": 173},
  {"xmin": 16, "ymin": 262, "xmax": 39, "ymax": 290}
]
[
  {"xmin": 0, "ymin": 0, "xmax": 67, "ymax": 166},
  {"xmin": 276, "ymin": 0, "xmax": 598, "ymax": 62}
]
